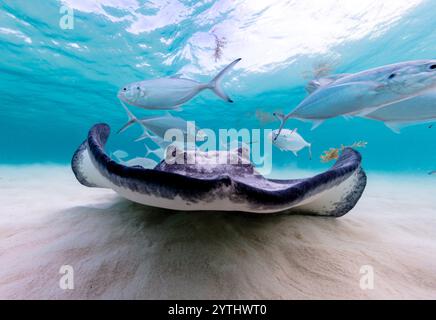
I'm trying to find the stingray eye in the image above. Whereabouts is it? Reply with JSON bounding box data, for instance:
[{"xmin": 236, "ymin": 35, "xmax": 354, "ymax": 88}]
[
  {"xmin": 430, "ymin": 64, "xmax": 436, "ymax": 70},
  {"xmin": 388, "ymin": 73, "xmax": 396, "ymax": 80}
]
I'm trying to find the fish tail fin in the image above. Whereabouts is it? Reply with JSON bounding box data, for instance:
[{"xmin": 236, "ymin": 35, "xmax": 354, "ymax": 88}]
[
  {"xmin": 144, "ymin": 143, "xmax": 162, "ymax": 159},
  {"xmin": 135, "ymin": 130, "xmax": 155, "ymax": 142},
  {"xmin": 144, "ymin": 143, "xmax": 152, "ymax": 158},
  {"xmin": 208, "ymin": 58, "xmax": 241, "ymax": 103},
  {"xmin": 118, "ymin": 120, "xmax": 136, "ymax": 134},
  {"xmin": 118, "ymin": 101, "xmax": 139, "ymax": 134},
  {"xmin": 273, "ymin": 112, "xmax": 290, "ymax": 140}
]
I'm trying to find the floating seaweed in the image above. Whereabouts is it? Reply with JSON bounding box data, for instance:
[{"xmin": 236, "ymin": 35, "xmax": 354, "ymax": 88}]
[
  {"xmin": 255, "ymin": 110, "xmax": 277, "ymax": 125},
  {"xmin": 212, "ymin": 33, "xmax": 227, "ymax": 62},
  {"xmin": 302, "ymin": 61, "xmax": 338, "ymax": 80},
  {"xmin": 321, "ymin": 141, "xmax": 367, "ymax": 163}
]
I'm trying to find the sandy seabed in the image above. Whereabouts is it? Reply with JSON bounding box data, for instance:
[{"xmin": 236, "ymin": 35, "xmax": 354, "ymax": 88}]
[{"xmin": 0, "ymin": 165, "xmax": 435, "ymax": 300}]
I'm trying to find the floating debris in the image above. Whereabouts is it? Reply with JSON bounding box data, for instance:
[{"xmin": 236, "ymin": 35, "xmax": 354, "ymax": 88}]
[
  {"xmin": 255, "ymin": 110, "xmax": 279, "ymax": 125},
  {"xmin": 302, "ymin": 61, "xmax": 336, "ymax": 80},
  {"xmin": 212, "ymin": 33, "xmax": 227, "ymax": 62},
  {"xmin": 320, "ymin": 148, "xmax": 340, "ymax": 163},
  {"xmin": 321, "ymin": 141, "xmax": 367, "ymax": 163}
]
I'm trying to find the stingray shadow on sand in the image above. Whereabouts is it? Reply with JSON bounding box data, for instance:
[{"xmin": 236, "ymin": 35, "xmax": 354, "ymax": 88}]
[{"xmin": 42, "ymin": 196, "xmax": 349, "ymax": 299}]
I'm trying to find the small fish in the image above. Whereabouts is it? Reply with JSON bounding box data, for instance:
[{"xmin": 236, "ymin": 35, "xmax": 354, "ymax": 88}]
[
  {"xmin": 118, "ymin": 102, "xmax": 206, "ymax": 144},
  {"xmin": 363, "ymin": 90, "xmax": 436, "ymax": 133},
  {"xmin": 274, "ymin": 60, "xmax": 436, "ymax": 138},
  {"xmin": 111, "ymin": 150, "xmax": 129, "ymax": 161},
  {"xmin": 269, "ymin": 128, "xmax": 312, "ymax": 159},
  {"xmin": 112, "ymin": 145, "xmax": 160, "ymax": 169},
  {"xmin": 429, "ymin": 171, "xmax": 436, "ymax": 175},
  {"xmin": 117, "ymin": 58, "xmax": 241, "ymax": 110}
]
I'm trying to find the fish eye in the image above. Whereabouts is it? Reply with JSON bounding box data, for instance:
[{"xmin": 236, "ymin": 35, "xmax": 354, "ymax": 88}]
[
  {"xmin": 137, "ymin": 87, "xmax": 140, "ymax": 90},
  {"xmin": 123, "ymin": 88, "xmax": 127, "ymax": 91},
  {"xmin": 430, "ymin": 64, "xmax": 436, "ymax": 70},
  {"xmin": 388, "ymin": 73, "xmax": 396, "ymax": 79}
]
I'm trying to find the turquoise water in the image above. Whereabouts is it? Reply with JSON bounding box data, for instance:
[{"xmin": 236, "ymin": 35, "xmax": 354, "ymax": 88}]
[{"xmin": 1, "ymin": 0, "xmax": 436, "ymax": 173}]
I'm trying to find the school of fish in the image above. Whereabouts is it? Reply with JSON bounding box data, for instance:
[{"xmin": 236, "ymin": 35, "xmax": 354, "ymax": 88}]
[{"xmin": 115, "ymin": 58, "xmax": 436, "ymax": 168}]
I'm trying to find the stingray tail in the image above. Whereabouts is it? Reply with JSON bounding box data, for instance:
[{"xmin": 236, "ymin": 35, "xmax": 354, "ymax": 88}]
[{"xmin": 207, "ymin": 58, "xmax": 241, "ymax": 103}]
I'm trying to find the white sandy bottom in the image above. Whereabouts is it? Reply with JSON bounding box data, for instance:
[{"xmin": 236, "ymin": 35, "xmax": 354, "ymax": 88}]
[{"xmin": 0, "ymin": 165, "xmax": 435, "ymax": 299}]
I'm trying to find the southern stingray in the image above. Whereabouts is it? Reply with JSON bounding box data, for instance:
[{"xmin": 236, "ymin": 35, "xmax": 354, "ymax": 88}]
[{"xmin": 72, "ymin": 124, "xmax": 367, "ymax": 217}]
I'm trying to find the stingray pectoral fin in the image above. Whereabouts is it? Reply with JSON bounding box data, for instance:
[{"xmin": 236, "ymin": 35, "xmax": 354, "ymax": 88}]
[
  {"xmin": 292, "ymin": 165, "xmax": 367, "ymax": 217},
  {"xmin": 71, "ymin": 139, "xmax": 111, "ymax": 189}
]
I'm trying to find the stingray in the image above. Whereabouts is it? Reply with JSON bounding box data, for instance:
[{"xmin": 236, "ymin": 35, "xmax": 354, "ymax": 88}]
[{"xmin": 72, "ymin": 124, "xmax": 367, "ymax": 217}]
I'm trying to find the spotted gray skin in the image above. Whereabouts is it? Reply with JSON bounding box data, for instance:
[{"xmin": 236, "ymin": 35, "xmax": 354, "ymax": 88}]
[
  {"xmin": 72, "ymin": 123, "xmax": 367, "ymax": 217},
  {"xmin": 275, "ymin": 60, "xmax": 436, "ymax": 136}
]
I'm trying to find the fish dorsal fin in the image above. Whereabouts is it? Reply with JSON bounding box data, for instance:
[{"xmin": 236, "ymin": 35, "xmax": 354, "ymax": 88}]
[
  {"xmin": 311, "ymin": 120, "xmax": 324, "ymax": 131},
  {"xmin": 384, "ymin": 122, "xmax": 404, "ymax": 134},
  {"xmin": 306, "ymin": 73, "xmax": 351, "ymax": 94}
]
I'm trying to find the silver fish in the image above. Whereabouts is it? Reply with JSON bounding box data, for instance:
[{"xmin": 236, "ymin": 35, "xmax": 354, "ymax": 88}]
[
  {"xmin": 118, "ymin": 102, "xmax": 205, "ymax": 144},
  {"xmin": 117, "ymin": 58, "xmax": 241, "ymax": 110},
  {"xmin": 274, "ymin": 60, "xmax": 436, "ymax": 137},
  {"xmin": 362, "ymin": 90, "xmax": 436, "ymax": 133},
  {"xmin": 111, "ymin": 150, "xmax": 129, "ymax": 160},
  {"xmin": 112, "ymin": 145, "xmax": 160, "ymax": 169},
  {"xmin": 269, "ymin": 128, "xmax": 312, "ymax": 159}
]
